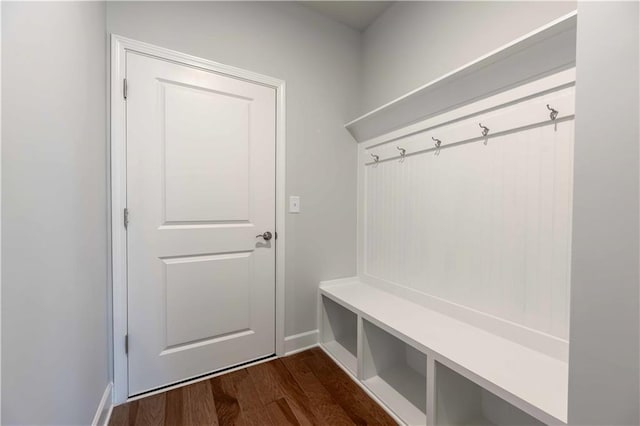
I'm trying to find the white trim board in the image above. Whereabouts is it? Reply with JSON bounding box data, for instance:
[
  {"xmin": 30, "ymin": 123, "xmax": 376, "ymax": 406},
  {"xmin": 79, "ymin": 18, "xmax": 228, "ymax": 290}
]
[
  {"xmin": 110, "ymin": 34, "xmax": 287, "ymax": 404},
  {"xmin": 91, "ymin": 383, "xmax": 113, "ymax": 426},
  {"xmin": 284, "ymin": 330, "xmax": 319, "ymax": 356},
  {"xmin": 346, "ymin": 11, "xmax": 577, "ymax": 142}
]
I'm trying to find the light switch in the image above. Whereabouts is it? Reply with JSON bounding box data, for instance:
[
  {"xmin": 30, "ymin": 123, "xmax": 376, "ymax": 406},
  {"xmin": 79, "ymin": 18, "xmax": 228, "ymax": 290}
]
[{"xmin": 289, "ymin": 196, "xmax": 301, "ymax": 213}]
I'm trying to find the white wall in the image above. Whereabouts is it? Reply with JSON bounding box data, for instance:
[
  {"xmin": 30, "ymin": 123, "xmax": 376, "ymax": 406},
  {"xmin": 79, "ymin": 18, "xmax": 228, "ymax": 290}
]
[
  {"xmin": 568, "ymin": 2, "xmax": 640, "ymax": 424},
  {"xmin": 360, "ymin": 1, "xmax": 576, "ymax": 113},
  {"xmin": 106, "ymin": 1, "xmax": 361, "ymax": 338},
  {"xmin": 1, "ymin": 2, "xmax": 110, "ymax": 425}
]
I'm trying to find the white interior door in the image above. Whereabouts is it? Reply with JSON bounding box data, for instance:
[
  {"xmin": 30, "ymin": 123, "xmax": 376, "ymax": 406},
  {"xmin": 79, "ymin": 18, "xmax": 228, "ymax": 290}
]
[{"xmin": 126, "ymin": 51, "xmax": 276, "ymax": 396}]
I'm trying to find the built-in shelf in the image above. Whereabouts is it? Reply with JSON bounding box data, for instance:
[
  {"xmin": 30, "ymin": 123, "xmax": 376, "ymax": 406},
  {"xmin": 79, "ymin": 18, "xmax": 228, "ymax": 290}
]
[
  {"xmin": 436, "ymin": 362, "xmax": 544, "ymax": 426},
  {"xmin": 345, "ymin": 11, "xmax": 577, "ymax": 143},
  {"xmin": 320, "ymin": 278, "xmax": 568, "ymax": 425},
  {"xmin": 362, "ymin": 319, "xmax": 427, "ymax": 425},
  {"xmin": 323, "ymin": 16, "xmax": 577, "ymax": 425},
  {"xmin": 320, "ymin": 295, "xmax": 358, "ymax": 374}
]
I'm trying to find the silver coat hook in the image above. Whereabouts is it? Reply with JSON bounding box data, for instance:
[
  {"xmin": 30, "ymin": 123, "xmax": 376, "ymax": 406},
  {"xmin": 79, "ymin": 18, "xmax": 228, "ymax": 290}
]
[
  {"xmin": 547, "ymin": 104, "xmax": 559, "ymax": 120},
  {"xmin": 479, "ymin": 123, "xmax": 490, "ymax": 137},
  {"xmin": 397, "ymin": 146, "xmax": 406, "ymax": 158},
  {"xmin": 432, "ymin": 137, "xmax": 442, "ymax": 148},
  {"xmin": 370, "ymin": 153, "xmax": 379, "ymax": 163}
]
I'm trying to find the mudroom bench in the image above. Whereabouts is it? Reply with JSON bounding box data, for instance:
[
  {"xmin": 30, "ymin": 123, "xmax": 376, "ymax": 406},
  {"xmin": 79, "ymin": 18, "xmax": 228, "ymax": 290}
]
[{"xmin": 318, "ymin": 278, "xmax": 568, "ymax": 426}]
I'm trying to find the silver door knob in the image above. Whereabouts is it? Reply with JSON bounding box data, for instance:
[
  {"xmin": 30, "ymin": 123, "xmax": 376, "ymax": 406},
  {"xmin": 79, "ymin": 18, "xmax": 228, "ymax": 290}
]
[{"xmin": 256, "ymin": 231, "xmax": 273, "ymax": 241}]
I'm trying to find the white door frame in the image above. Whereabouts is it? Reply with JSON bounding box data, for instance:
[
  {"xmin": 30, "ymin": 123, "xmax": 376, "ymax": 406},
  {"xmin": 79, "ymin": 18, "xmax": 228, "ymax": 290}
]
[{"xmin": 110, "ymin": 34, "xmax": 286, "ymax": 404}]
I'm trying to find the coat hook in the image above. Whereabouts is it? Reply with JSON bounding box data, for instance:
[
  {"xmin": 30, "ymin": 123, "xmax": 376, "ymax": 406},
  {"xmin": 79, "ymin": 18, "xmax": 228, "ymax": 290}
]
[
  {"xmin": 479, "ymin": 123, "xmax": 490, "ymax": 137},
  {"xmin": 396, "ymin": 146, "xmax": 406, "ymax": 158},
  {"xmin": 547, "ymin": 104, "xmax": 559, "ymax": 120},
  {"xmin": 432, "ymin": 137, "xmax": 442, "ymax": 148},
  {"xmin": 370, "ymin": 153, "xmax": 379, "ymax": 163}
]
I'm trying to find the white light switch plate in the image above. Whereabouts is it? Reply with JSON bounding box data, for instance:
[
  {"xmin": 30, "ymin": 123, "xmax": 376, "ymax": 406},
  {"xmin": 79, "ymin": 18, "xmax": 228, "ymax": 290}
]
[{"xmin": 289, "ymin": 196, "xmax": 300, "ymax": 213}]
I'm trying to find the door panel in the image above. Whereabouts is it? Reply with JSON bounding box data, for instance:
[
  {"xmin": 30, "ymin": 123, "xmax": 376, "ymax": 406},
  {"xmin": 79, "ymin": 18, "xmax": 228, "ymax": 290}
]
[
  {"xmin": 126, "ymin": 51, "xmax": 276, "ymax": 395},
  {"xmin": 163, "ymin": 252, "xmax": 252, "ymax": 349},
  {"xmin": 162, "ymin": 81, "xmax": 250, "ymax": 223}
]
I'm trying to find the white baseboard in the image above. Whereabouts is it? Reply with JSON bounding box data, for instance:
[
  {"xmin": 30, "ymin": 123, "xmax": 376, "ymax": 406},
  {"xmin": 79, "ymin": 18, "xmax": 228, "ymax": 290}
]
[
  {"xmin": 284, "ymin": 329, "xmax": 319, "ymax": 355},
  {"xmin": 92, "ymin": 382, "xmax": 113, "ymax": 426}
]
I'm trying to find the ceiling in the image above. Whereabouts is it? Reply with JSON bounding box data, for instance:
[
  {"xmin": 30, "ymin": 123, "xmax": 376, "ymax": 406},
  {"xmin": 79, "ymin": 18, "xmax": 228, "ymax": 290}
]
[{"xmin": 301, "ymin": 1, "xmax": 394, "ymax": 32}]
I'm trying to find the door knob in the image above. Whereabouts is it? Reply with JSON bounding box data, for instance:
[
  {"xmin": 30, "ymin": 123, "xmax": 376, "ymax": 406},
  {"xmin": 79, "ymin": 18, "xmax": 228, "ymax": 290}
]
[{"xmin": 256, "ymin": 231, "xmax": 273, "ymax": 241}]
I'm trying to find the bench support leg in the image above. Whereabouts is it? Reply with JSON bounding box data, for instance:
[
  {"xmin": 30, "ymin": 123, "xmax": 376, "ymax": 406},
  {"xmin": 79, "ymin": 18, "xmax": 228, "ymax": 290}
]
[{"xmin": 427, "ymin": 357, "xmax": 436, "ymax": 426}]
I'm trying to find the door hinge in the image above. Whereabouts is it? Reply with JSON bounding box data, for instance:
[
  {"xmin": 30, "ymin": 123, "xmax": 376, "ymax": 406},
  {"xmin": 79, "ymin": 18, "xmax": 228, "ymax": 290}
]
[
  {"xmin": 125, "ymin": 334, "xmax": 129, "ymax": 355},
  {"xmin": 124, "ymin": 208, "xmax": 129, "ymax": 229},
  {"xmin": 123, "ymin": 78, "xmax": 128, "ymax": 100}
]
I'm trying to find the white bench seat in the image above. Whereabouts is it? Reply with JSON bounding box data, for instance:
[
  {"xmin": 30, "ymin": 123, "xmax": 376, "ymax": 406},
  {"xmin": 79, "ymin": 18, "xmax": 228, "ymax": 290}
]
[{"xmin": 320, "ymin": 278, "xmax": 568, "ymax": 425}]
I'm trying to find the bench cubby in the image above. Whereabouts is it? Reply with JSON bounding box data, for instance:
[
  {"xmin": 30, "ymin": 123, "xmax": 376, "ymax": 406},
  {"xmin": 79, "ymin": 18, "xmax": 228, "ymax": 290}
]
[
  {"xmin": 320, "ymin": 295, "xmax": 358, "ymax": 374},
  {"xmin": 362, "ymin": 319, "xmax": 427, "ymax": 425},
  {"xmin": 435, "ymin": 362, "xmax": 544, "ymax": 426},
  {"xmin": 319, "ymin": 278, "xmax": 568, "ymax": 425}
]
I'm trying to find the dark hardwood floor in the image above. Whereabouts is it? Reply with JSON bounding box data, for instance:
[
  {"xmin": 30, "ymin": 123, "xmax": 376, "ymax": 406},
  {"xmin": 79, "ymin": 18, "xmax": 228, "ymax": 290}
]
[{"xmin": 110, "ymin": 347, "xmax": 397, "ymax": 426}]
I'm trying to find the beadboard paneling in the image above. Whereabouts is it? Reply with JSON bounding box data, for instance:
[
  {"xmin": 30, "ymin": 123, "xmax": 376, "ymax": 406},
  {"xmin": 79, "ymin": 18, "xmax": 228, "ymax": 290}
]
[{"xmin": 362, "ymin": 87, "xmax": 574, "ymax": 340}]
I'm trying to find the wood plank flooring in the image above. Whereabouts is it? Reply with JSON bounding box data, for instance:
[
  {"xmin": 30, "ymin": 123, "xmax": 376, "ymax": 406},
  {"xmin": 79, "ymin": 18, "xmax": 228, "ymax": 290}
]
[{"xmin": 110, "ymin": 347, "xmax": 397, "ymax": 426}]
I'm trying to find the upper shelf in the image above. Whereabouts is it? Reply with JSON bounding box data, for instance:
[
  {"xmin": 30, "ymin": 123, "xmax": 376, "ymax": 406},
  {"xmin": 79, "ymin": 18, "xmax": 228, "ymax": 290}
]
[{"xmin": 345, "ymin": 11, "xmax": 578, "ymax": 143}]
